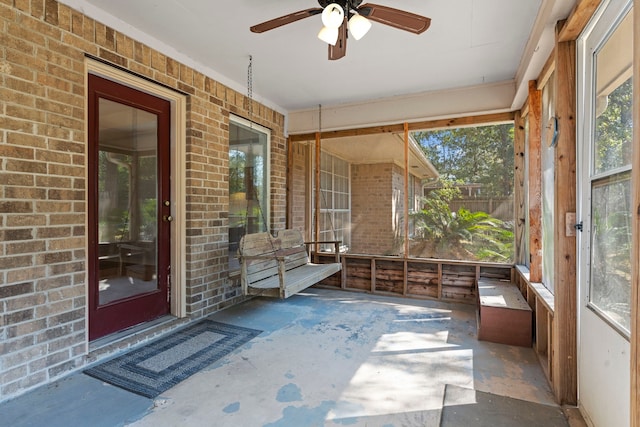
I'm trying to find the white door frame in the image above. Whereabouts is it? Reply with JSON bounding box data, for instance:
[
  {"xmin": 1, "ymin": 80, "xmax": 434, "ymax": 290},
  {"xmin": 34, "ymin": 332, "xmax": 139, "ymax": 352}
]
[
  {"xmin": 85, "ymin": 59, "xmax": 187, "ymax": 324},
  {"xmin": 576, "ymin": 1, "xmax": 633, "ymax": 425}
]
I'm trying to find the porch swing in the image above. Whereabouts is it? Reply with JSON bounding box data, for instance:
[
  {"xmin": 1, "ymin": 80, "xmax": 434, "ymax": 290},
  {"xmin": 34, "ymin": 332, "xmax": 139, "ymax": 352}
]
[
  {"xmin": 237, "ymin": 172, "xmax": 342, "ymax": 298},
  {"xmin": 236, "ymin": 62, "xmax": 341, "ymax": 298}
]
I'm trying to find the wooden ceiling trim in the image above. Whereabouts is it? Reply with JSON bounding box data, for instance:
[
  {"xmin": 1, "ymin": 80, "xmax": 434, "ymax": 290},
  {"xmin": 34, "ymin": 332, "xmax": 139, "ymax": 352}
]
[
  {"xmin": 558, "ymin": 0, "xmax": 604, "ymax": 42},
  {"xmin": 288, "ymin": 111, "xmax": 516, "ymax": 142}
]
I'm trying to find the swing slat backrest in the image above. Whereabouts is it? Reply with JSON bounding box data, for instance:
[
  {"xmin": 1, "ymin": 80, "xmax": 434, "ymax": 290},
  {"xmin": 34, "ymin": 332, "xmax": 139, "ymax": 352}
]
[
  {"xmin": 240, "ymin": 232, "xmax": 280, "ymax": 284},
  {"xmin": 276, "ymin": 229, "xmax": 310, "ymax": 270},
  {"xmin": 238, "ymin": 229, "xmax": 342, "ymax": 298}
]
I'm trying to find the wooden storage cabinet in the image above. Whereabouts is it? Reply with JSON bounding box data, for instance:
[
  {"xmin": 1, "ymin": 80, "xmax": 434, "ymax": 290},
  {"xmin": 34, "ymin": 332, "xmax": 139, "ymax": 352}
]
[{"xmin": 477, "ymin": 279, "xmax": 532, "ymax": 347}]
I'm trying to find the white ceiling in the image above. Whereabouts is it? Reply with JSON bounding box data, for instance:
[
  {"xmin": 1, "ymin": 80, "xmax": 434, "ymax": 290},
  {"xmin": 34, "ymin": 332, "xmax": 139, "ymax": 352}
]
[{"xmin": 60, "ymin": 0, "xmax": 577, "ymax": 118}]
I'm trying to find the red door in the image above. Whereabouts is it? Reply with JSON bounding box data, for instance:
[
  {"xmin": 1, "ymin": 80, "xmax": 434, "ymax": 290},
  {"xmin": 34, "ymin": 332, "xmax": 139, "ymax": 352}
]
[{"xmin": 88, "ymin": 74, "xmax": 171, "ymax": 340}]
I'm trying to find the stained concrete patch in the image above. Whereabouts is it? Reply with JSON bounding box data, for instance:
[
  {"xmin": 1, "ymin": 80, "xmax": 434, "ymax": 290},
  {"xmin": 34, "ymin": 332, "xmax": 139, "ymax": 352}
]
[
  {"xmin": 264, "ymin": 401, "xmax": 336, "ymax": 427},
  {"xmin": 441, "ymin": 385, "xmax": 569, "ymax": 427},
  {"xmin": 222, "ymin": 402, "xmax": 240, "ymax": 413},
  {"xmin": 106, "ymin": 289, "xmax": 561, "ymax": 427},
  {"xmin": 0, "ymin": 374, "xmax": 152, "ymax": 427},
  {"xmin": 276, "ymin": 383, "xmax": 303, "ymax": 402}
]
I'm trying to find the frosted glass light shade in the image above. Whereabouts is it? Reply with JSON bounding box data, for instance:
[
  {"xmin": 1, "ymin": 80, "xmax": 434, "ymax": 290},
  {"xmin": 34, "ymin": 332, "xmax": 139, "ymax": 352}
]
[
  {"xmin": 318, "ymin": 26, "xmax": 339, "ymax": 45},
  {"xmin": 348, "ymin": 14, "xmax": 371, "ymax": 40},
  {"xmin": 321, "ymin": 3, "xmax": 344, "ymax": 28}
]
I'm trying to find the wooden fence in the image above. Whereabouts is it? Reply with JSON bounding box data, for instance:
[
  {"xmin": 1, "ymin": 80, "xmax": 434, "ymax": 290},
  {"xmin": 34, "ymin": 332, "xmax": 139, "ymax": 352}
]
[{"xmin": 447, "ymin": 197, "xmax": 513, "ymax": 221}]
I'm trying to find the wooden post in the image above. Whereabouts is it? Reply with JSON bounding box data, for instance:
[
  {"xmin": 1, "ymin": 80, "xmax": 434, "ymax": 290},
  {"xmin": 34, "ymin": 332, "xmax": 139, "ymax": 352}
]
[
  {"xmin": 528, "ymin": 81, "xmax": 543, "ymax": 283},
  {"xmin": 286, "ymin": 136, "xmax": 293, "ymax": 229},
  {"xmin": 315, "ymin": 132, "xmax": 321, "ymax": 257},
  {"xmin": 631, "ymin": 2, "xmax": 640, "ymax": 425},
  {"xmin": 437, "ymin": 263, "xmax": 443, "ymax": 299},
  {"xmin": 513, "ymin": 111, "xmax": 527, "ymax": 265},
  {"xmin": 371, "ymin": 258, "xmax": 376, "ymax": 293},
  {"xmin": 404, "ymin": 122, "xmax": 410, "ymax": 258},
  {"xmin": 552, "ymin": 23, "xmax": 577, "ymax": 405}
]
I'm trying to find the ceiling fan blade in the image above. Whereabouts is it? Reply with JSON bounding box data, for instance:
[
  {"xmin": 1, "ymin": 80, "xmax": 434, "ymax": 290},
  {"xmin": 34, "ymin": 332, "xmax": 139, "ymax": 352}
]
[
  {"xmin": 328, "ymin": 20, "xmax": 348, "ymax": 60},
  {"xmin": 356, "ymin": 3, "xmax": 431, "ymax": 34},
  {"xmin": 250, "ymin": 8, "xmax": 322, "ymax": 33}
]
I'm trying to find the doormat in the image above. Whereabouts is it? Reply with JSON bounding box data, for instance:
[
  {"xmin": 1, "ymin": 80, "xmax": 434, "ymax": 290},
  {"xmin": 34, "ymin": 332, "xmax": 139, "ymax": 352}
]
[
  {"xmin": 440, "ymin": 385, "xmax": 568, "ymax": 427},
  {"xmin": 84, "ymin": 320, "xmax": 261, "ymax": 398}
]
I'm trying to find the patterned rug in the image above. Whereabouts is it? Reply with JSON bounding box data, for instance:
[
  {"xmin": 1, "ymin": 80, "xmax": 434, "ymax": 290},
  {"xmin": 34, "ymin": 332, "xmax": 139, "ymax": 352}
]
[{"xmin": 84, "ymin": 320, "xmax": 261, "ymax": 398}]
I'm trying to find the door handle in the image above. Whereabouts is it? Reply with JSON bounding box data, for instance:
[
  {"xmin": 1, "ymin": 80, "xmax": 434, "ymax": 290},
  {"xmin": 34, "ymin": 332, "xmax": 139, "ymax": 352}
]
[{"xmin": 163, "ymin": 215, "xmax": 173, "ymax": 222}]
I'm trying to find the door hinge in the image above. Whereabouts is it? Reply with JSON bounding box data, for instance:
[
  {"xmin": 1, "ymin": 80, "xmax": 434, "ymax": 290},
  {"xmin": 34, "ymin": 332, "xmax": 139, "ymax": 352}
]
[{"xmin": 574, "ymin": 221, "xmax": 583, "ymax": 232}]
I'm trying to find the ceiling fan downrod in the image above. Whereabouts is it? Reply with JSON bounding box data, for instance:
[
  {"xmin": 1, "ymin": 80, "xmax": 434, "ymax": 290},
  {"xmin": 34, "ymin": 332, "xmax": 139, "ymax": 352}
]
[{"xmin": 318, "ymin": 0, "xmax": 364, "ymax": 12}]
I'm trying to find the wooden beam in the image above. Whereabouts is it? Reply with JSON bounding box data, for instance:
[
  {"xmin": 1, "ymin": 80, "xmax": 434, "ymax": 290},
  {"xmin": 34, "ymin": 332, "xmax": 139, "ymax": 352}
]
[
  {"xmin": 404, "ymin": 122, "xmax": 410, "ymax": 258},
  {"xmin": 289, "ymin": 112, "xmax": 516, "ymax": 142},
  {"xmin": 631, "ymin": 2, "xmax": 640, "ymax": 426},
  {"xmin": 315, "ymin": 132, "xmax": 321, "ymax": 256},
  {"xmin": 528, "ymin": 81, "xmax": 543, "ymax": 283},
  {"xmin": 286, "ymin": 136, "xmax": 293, "ymax": 229},
  {"xmin": 558, "ymin": 0, "xmax": 603, "ymax": 42},
  {"xmin": 513, "ymin": 110, "xmax": 527, "ymax": 265},
  {"xmin": 552, "ymin": 25, "xmax": 577, "ymax": 406}
]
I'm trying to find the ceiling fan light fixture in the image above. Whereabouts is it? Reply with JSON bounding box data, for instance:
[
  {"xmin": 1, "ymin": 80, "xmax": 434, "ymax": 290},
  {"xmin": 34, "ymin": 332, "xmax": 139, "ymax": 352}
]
[
  {"xmin": 318, "ymin": 26, "xmax": 339, "ymax": 45},
  {"xmin": 321, "ymin": 3, "xmax": 345, "ymax": 28},
  {"xmin": 348, "ymin": 13, "xmax": 371, "ymax": 40}
]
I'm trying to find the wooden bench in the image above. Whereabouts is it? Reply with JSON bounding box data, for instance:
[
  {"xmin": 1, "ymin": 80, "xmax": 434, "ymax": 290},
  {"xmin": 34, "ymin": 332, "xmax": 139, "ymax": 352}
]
[
  {"xmin": 477, "ymin": 279, "xmax": 532, "ymax": 347},
  {"xmin": 238, "ymin": 229, "xmax": 342, "ymax": 299}
]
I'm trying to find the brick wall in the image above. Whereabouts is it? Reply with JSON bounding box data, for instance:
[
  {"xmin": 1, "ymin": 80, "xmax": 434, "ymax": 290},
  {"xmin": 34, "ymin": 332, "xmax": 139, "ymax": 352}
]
[
  {"xmin": 350, "ymin": 163, "xmax": 395, "ymax": 254},
  {"xmin": 289, "ymin": 141, "xmax": 308, "ymax": 234},
  {"xmin": 0, "ymin": 0, "xmax": 285, "ymax": 401},
  {"xmin": 350, "ymin": 163, "xmax": 410, "ymax": 255}
]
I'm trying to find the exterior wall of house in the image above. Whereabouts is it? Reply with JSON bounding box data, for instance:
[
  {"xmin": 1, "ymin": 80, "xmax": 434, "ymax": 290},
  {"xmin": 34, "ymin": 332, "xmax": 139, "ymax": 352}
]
[
  {"xmin": 288, "ymin": 141, "xmax": 308, "ymax": 234},
  {"xmin": 391, "ymin": 164, "xmax": 407, "ymax": 255},
  {"xmin": 350, "ymin": 163, "xmax": 396, "ymax": 255},
  {"xmin": 0, "ymin": 0, "xmax": 285, "ymax": 402}
]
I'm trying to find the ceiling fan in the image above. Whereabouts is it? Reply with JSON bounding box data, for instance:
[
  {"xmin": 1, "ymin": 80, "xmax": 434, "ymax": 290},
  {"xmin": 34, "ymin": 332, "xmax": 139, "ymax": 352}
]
[{"xmin": 250, "ymin": 1, "xmax": 431, "ymax": 60}]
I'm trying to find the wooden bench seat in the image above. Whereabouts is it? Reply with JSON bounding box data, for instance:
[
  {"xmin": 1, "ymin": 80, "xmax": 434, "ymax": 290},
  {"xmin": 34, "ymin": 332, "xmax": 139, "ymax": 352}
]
[
  {"xmin": 238, "ymin": 229, "xmax": 342, "ymax": 299},
  {"xmin": 477, "ymin": 279, "xmax": 532, "ymax": 347}
]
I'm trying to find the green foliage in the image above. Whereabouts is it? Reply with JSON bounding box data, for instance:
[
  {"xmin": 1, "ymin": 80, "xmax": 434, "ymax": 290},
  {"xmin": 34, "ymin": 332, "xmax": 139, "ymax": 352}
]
[
  {"xmin": 140, "ymin": 198, "xmax": 157, "ymax": 240},
  {"xmin": 411, "ymin": 181, "xmax": 513, "ymax": 262},
  {"xmin": 595, "ymin": 78, "xmax": 632, "ymax": 173},
  {"xmin": 411, "ymin": 124, "xmax": 515, "ymax": 262},
  {"xmin": 229, "ymin": 150, "xmax": 246, "ymax": 195},
  {"xmin": 414, "ymin": 123, "xmax": 514, "ymax": 198}
]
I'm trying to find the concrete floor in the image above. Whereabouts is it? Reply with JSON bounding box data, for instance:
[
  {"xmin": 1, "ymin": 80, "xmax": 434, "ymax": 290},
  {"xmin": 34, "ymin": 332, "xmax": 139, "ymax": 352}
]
[{"xmin": 2, "ymin": 288, "xmax": 577, "ymax": 426}]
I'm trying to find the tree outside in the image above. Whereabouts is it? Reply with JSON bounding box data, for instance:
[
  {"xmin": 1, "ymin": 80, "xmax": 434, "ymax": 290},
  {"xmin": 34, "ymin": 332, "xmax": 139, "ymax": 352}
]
[
  {"xmin": 589, "ymin": 77, "xmax": 633, "ymax": 331},
  {"xmin": 411, "ymin": 124, "xmax": 515, "ymax": 262}
]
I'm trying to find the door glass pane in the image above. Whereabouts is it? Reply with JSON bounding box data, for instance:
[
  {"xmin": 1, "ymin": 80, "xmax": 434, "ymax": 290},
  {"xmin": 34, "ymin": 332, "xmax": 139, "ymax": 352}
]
[
  {"xmin": 97, "ymin": 98, "xmax": 159, "ymax": 305},
  {"xmin": 229, "ymin": 120, "xmax": 269, "ymax": 270},
  {"xmin": 588, "ymin": 11, "xmax": 632, "ymax": 334},
  {"xmin": 589, "ymin": 173, "xmax": 631, "ymax": 332},
  {"xmin": 593, "ymin": 12, "xmax": 632, "ymax": 175}
]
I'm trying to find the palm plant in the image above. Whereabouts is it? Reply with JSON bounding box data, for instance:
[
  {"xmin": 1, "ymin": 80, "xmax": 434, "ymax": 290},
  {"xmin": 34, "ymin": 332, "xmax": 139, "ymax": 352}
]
[{"xmin": 411, "ymin": 181, "xmax": 513, "ymax": 261}]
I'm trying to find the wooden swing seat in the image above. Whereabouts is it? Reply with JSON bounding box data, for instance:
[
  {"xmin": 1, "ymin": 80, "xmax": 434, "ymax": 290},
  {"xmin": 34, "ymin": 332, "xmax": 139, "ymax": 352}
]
[{"xmin": 238, "ymin": 229, "xmax": 342, "ymax": 299}]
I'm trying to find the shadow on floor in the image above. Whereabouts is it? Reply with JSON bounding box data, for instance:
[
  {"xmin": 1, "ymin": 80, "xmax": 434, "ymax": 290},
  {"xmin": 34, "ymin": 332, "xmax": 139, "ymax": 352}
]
[
  {"xmin": 441, "ymin": 384, "xmax": 568, "ymax": 427},
  {"xmin": 1, "ymin": 288, "xmax": 573, "ymax": 427}
]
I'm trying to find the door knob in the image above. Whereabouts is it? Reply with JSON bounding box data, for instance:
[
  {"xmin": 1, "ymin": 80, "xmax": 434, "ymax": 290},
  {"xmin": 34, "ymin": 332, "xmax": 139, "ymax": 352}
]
[{"xmin": 163, "ymin": 215, "xmax": 173, "ymax": 222}]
